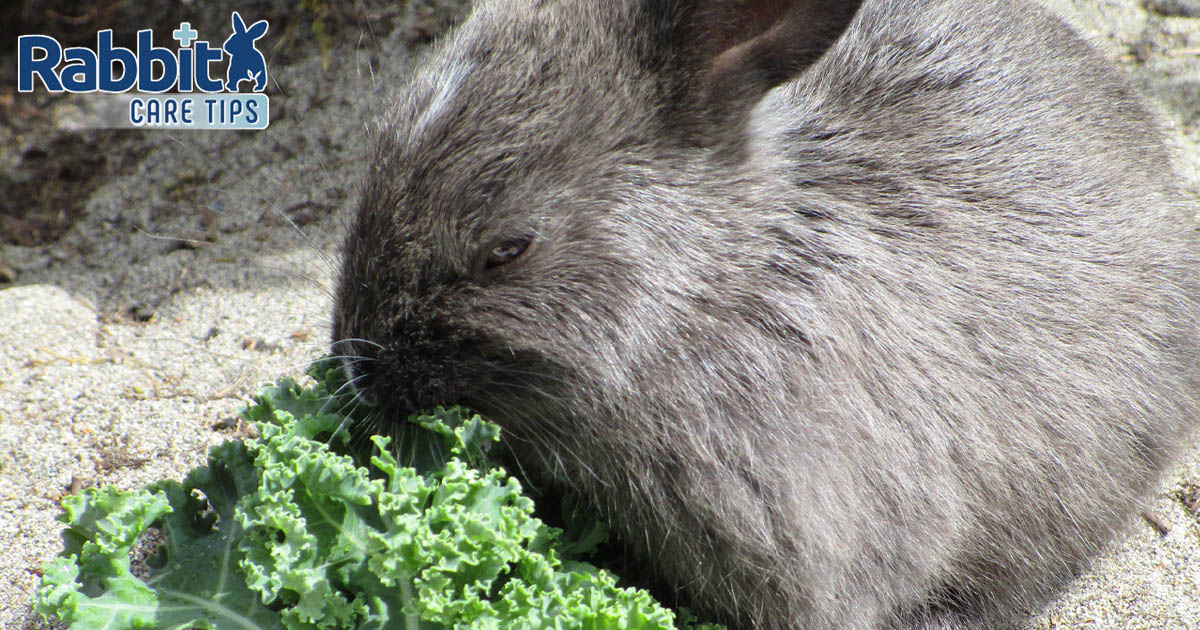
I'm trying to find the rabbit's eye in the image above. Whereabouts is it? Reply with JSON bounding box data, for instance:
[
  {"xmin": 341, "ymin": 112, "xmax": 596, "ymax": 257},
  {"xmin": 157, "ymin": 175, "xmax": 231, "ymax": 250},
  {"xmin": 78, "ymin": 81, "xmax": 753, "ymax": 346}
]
[{"xmin": 485, "ymin": 234, "xmax": 533, "ymax": 270}]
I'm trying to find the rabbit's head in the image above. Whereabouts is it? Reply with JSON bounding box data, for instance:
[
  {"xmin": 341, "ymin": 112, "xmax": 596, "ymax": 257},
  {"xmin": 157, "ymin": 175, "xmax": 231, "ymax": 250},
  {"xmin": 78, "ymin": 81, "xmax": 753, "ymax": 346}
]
[
  {"xmin": 331, "ymin": 0, "xmax": 861, "ymax": 437},
  {"xmin": 223, "ymin": 11, "xmax": 268, "ymax": 57}
]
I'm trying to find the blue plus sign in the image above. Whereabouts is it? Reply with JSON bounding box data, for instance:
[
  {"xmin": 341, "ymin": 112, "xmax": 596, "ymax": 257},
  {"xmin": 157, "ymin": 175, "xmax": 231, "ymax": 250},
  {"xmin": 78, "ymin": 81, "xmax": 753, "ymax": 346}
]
[{"xmin": 173, "ymin": 22, "xmax": 198, "ymax": 48}]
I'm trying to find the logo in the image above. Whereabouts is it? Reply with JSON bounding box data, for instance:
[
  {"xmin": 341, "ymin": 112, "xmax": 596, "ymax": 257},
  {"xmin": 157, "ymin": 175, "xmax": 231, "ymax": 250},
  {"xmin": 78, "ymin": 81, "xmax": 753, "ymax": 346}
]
[{"xmin": 17, "ymin": 11, "xmax": 270, "ymax": 130}]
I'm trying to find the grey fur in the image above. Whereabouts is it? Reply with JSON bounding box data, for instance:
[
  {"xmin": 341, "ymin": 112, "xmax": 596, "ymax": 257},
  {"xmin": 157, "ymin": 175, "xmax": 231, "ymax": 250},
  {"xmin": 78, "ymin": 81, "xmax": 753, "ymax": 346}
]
[{"xmin": 331, "ymin": 1, "xmax": 1200, "ymax": 629}]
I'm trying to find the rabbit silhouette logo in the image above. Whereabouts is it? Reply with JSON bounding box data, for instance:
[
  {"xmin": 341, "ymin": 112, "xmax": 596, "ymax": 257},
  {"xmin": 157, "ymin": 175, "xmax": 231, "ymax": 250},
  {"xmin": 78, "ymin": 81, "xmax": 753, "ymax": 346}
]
[
  {"xmin": 223, "ymin": 12, "xmax": 268, "ymax": 93},
  {"xmin": 17, "ymin": 11, "xmax": 271, "ymax": 129}
]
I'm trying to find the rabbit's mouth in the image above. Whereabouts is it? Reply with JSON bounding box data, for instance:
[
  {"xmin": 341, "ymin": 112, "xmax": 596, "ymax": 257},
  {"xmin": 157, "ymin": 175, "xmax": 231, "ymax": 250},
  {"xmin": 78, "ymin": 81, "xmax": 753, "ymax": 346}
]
[{"xmin": 338, "ymin": 340, "xmax": 468, "ymax": 420}]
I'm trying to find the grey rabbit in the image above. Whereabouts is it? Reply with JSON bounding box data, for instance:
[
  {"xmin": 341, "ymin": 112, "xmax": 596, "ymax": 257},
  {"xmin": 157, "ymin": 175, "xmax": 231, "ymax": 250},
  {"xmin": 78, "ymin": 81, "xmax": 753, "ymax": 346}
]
[{"xmin": 331, "ymin": 0, "xmax": 1200, "ymax": 629}]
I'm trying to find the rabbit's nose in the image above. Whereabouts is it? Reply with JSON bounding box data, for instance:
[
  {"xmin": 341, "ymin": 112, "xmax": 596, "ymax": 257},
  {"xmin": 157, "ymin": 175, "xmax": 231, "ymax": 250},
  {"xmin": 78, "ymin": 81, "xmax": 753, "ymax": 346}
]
[{"xmin": 341, "ymin": 359, "xmax": 380, "ymax": 407}]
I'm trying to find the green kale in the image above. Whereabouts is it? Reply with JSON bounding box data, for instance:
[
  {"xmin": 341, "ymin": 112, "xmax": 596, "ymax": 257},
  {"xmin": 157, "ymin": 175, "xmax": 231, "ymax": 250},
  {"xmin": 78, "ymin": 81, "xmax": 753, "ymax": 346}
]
[{"xmin": 34, "ymin": 359, "xmax": 723, "ymax": 630}]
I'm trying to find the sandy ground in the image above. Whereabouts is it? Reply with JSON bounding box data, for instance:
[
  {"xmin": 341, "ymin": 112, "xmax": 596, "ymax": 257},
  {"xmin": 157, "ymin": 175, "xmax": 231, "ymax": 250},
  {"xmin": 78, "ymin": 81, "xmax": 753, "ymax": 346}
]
[{"xmin": 0, "ymin": 1, "xmax": 1197, "ymax": 629}]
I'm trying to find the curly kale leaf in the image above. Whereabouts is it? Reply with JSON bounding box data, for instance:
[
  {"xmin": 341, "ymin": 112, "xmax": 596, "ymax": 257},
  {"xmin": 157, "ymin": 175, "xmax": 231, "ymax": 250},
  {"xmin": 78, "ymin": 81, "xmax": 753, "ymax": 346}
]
[
  {"xmin": 36, "ymin": 359, "xmax": 723, "ymax": 630},
  {"xmin": 36, "ymin": 440, "xmax": 284, "ymax": 630}
]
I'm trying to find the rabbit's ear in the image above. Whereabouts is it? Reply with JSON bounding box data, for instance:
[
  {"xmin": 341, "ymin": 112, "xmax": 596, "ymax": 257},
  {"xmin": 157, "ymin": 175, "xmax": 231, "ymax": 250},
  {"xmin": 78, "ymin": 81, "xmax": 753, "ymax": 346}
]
[
  {"xmin": 648, "ymin": 0, "xmax": 862, "ymax": 146},
  {"xmin": 232, "ymin": 11, "xmax": 247, "ymax": 34},
  {"xmin": 246, "ymin": 19, "xmax": 268, "ymax": 39}
]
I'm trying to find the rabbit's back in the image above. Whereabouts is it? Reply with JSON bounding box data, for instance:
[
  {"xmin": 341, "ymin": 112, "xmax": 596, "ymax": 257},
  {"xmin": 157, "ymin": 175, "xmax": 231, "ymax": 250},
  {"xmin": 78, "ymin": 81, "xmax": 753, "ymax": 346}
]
[{"xmin": 737, "ymin": 0, "xmax": 1200, "ymax": 624}]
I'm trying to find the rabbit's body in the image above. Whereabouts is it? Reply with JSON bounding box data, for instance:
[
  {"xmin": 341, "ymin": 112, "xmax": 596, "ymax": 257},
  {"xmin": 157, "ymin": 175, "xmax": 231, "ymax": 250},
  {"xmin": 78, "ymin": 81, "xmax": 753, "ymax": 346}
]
[{"xmin": 333, "ymin": 1, "xmax": 1200, "ymax": 629}]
